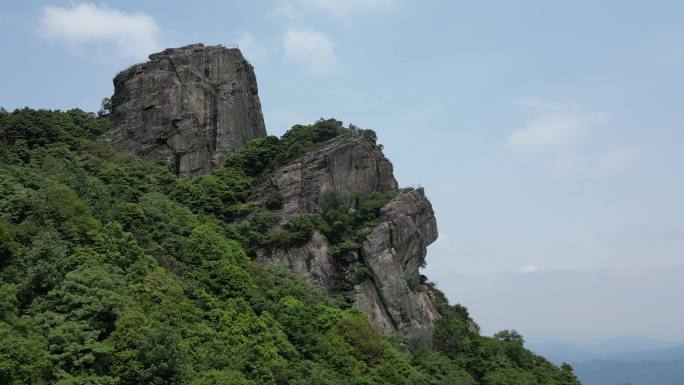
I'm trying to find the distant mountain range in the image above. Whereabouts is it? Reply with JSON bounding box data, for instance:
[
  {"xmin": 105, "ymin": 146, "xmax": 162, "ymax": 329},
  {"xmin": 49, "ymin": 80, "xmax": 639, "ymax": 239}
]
[
  {"xmin": 573, "ymin": 357, "xmax": 684, "ymax": 385},
  {"xmin": 527, "ymin": 338, "xmax": 684, "ymax": 385},
  {"xmin": 602, "ymin": 344, "xmax": 684, "ymax": 363}
]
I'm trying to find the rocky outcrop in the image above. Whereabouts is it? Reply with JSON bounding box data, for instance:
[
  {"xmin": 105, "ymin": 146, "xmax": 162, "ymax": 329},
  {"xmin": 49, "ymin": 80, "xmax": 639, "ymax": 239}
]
[
  {"xmin": 106, "ymin": 43, "xmax": 266, "ymax": 178},
  {"xmin": 255, "ymin": 134, "xmax": 440, "ymax": 345},
  {"xmin": 253, "ymin": 135, "xmax": 398, "ymax": 217},
  {"xmin": 256, "ymin": 231, "xmax": 336, "ymax": 293},
  {"xmin": 109, "ymin": 43, "xmax": 442, "ymax": 345},
  {"xmin": 355, "ymin": 187, "xmax": 440, "ymax": 344}
]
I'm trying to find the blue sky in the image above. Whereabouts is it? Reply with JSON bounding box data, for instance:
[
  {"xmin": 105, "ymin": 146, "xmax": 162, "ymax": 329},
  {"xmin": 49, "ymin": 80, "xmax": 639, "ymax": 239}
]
[{"xmin": 1, "ymin": 0, "xmax": 683, "ymax": 344}]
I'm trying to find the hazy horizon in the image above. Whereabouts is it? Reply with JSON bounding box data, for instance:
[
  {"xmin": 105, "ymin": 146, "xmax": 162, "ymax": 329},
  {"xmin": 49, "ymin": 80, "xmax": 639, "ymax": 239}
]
[{"xmin": 1, "ymin": 0, "xmax": 682, "ymax": 345}]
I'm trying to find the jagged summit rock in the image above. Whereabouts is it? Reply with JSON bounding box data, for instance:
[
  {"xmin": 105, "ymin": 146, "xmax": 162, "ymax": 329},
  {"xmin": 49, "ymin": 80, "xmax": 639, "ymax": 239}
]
[{"xmin": 106, "ymin": 43, "xmax": 266, "ymax": 178}]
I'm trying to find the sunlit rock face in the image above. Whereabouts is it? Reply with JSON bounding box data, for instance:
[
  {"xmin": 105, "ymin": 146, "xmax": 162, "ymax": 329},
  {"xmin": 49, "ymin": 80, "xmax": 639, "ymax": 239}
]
[
  {"xmin": 355, "ymin": 187, "xmax": 440, "ymax": 345},
  {"xmin": 255, "ymin": 134, "xmax": 440, "ymax": 346},
  {"xmin": 252, "ymin": 135, "xmax": 399, "ymax": 218},
  {"xmin": 107, "ymin": 43, "xmax": 266, "ymax": 178}
]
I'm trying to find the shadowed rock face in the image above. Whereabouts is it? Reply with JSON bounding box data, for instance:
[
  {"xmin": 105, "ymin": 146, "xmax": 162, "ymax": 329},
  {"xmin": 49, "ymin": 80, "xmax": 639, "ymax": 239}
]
[{"xmin": 107, "ymin": 43, "xmax": 266, "ymax": 178}]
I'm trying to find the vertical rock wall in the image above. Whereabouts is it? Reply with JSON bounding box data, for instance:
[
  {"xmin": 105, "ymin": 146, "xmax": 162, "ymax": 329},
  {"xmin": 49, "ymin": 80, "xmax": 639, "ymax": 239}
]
[{"xmin": 106, "ymin": 43, "xmax": 266, "ymax": 178}]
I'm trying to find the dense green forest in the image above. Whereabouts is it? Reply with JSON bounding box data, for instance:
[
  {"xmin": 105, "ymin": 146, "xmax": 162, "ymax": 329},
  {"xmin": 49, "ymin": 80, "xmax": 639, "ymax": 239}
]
[{"xmin": 0, "ymin": 107, "xmax": 581, "ymax": 385}]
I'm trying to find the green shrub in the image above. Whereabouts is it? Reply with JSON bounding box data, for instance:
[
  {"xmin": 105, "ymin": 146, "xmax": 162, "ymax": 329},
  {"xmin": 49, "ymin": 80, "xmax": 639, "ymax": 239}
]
[
  {"xmin": 351, "ymin": 266, "xmax": 371, "ymax": 284},
  {"xmin": 0, "ymin": 221, "xmax": 18, "ymax": 269},
  {"xmin": 335, "ymin": 313, "xmax": 385, "ymax": 365},
  {"xmin": 190, "ymin": 370, "xmax": 255, "ymax": 385},
  {"xmin": 264, "ymin": 190, "xmax": 284, "ymax": 210},
  {"xmin": 224, "ymin": 136, "xmax": 280, "ymax": 176},
  {"xmin": 269, "ymin": 214, "xmax": 328, "ymax": 247}
]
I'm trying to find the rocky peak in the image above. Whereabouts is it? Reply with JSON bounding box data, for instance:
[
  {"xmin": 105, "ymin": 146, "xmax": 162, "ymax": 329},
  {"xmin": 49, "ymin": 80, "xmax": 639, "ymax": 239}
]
[
  {"xmin": 255, "ymin": 134, "xmax": 440, "ymax": 345},
  {"xmin": 106, "ymin": 43, "xmax": 266, "ymax": 178},
  {"xmin": 107, "ymin": 44, "xmax": 442, "ymax": 345}
]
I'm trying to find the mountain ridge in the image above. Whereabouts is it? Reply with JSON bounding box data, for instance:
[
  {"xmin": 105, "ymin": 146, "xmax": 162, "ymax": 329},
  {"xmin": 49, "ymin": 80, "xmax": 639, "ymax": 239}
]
[
  {"xmin": 0, "ymin": 43, "xmax": 581, "ymax": 385},
  {"xmin": 107, "ymin": 43, "xmax": 442, "ymax": 346}
]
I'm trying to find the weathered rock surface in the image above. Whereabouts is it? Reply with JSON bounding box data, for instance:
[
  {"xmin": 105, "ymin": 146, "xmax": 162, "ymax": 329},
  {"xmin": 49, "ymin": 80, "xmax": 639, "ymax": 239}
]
[
  {"xmin": 109, "ymin": 43, "xmax": 442, "ymax": 345},
  {"xmin": 256, "ymin": 231, "xmax": 336, "ymax": 293},
  {"xmin": 253, "ymin": 135, "xmax": 398, "ymax": 217},
  {"xmin": 255, "ymin": 134, "xmax": 440, "ymax": 345},
  {"xmin": 107, "ymin": 43, "xmax": 266, "ymax": 178},
  {"xmin": 356, "ymin": 187, "xmax": 440, "ymax": 344}
]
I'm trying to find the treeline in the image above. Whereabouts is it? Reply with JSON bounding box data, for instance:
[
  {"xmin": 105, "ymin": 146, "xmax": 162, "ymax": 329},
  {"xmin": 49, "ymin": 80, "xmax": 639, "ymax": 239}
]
[{"xmin": 0, "ymin": 107, "xmax": 581, "ymax": 385}]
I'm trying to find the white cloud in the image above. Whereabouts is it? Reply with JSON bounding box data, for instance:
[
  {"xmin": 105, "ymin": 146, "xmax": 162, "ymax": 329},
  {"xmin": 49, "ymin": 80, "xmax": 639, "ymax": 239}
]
[
  {"xmin": 274, "ymin": 0, "xmax": 303, "ymax": 18},
  {"xmin": 300, "ymin": 0, "xmax": 397, "ymax": 18},
  {"xmin": 235, "ymin": 31, "xmax": 267, "ymax": 62},
  {"xmin": 507, "ymin": 99, "xmax": 605, "ymax": 151},
  {"xmin": 548, "ymin": 147, "xmax": 637, "ymax": 176},
  {"xmin": 282, "ymin": 26, "xmax": 338, "ymax": 73},
  {"xmin": 36, "ymin": 3, "xmax": 163, "ymax": 61},
  {"xmin": 275, "ymin": 0, "xmax": 397, "ymax": 20},
  {"xmin": 506, "ymin": 99, "xmax": 637, "ymax": 175},
  {"xmin": 596, "ymin": 147, "xmax": 637, "ymax": 173},
  {"xmin": 549, "ymin": 151, "xmax": 588, "ymax": 175},
  {"xmin": 517, "ymin": 265, "xmax": 540, "ymax": 274}
]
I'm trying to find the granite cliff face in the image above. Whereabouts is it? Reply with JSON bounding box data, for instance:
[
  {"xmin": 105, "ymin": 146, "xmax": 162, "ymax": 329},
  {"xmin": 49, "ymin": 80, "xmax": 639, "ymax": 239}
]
[
  {"xmin": 107, "ymin": 43, "xmax": 266, "ymax": 178},
  {"xmin": 255, "ymin": 136, "xmax": 440, "ymax": 345}
]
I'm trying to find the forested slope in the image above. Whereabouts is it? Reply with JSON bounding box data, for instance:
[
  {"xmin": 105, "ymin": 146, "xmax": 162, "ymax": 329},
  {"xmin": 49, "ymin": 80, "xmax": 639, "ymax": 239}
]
[{"xmin": 0, "ymin": 107, "xmax": 581, "ymax": 385}]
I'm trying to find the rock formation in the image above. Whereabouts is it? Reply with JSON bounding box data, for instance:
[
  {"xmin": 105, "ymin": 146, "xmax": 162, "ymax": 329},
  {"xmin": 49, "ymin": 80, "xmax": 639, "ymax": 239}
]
[
  {"xmin": 356, "ymin": 188, "xmax": 439, "ymax": 341},
  {"xmin": 107, "ymin": 44, "xmax": 442, "ymax": 345},
  {"xmin": 106, "ymin": 43, "xmax": 266, "ymax": 178},
  {"xmin": 256, "ymin": 135, "xmax": 440, "ymax": 345},
  {"xmin": 258, "ymin": 231, "xmax": 336, "ymax": 293},
  {"xmin": 252, "ymin": 135, "xmax": 398, "ymax": 217}
]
